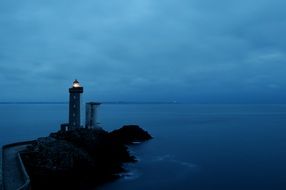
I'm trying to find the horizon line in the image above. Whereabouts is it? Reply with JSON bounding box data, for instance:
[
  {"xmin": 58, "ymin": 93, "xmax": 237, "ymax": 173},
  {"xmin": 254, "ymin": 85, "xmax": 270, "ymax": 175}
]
[
  {"xmin": 0, "ymin": 101, "xmax": 180, "ymax": 105},
  {"xmin": 0, "ymin": 101, "xmax": 285, "ymax": 105}
]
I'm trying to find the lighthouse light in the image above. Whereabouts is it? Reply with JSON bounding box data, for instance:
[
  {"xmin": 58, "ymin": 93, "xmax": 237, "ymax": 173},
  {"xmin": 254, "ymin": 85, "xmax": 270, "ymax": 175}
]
[{"xmin": 73, "ymin": 80, "xmax": 81, "ymax": 88}]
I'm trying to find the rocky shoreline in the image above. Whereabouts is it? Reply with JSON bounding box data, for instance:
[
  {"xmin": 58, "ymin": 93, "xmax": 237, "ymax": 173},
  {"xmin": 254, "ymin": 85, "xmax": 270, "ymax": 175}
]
[
  {"xmin": 21, "ymin": 125, "xmax": 152, "ymax": 190},
  {"xmin": 0, "ymin": 155, "xmax": 2, "ymax": 189}
]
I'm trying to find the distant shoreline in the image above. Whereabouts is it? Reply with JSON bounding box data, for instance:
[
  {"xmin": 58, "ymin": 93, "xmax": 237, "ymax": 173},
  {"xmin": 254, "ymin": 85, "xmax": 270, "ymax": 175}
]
[
  {"xmin": 0, "ymin": 101, "xmax": 180, "ymax": 105},
  {"xmin": 1, "ymin": 102, "xmax": 286, "ymax": 105}
]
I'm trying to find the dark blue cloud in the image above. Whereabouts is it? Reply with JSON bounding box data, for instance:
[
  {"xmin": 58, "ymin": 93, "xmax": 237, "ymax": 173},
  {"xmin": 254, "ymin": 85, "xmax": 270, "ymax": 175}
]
[{"xmin": 0, "ymin": 0, "xmax": 285, "ymax": 102}]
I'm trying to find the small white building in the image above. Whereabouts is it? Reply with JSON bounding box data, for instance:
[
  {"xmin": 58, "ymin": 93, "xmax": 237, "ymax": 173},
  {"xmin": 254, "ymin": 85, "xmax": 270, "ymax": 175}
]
[{"xmin": 85, "ymin": 102, "xmax": 101, "ymax": 129}]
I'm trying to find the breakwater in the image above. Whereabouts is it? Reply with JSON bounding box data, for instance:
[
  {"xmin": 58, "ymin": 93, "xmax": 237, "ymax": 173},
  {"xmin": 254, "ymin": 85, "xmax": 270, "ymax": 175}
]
[{"xmin": 2, "ymin": 141, "xmax": 34, "ymax": 190}]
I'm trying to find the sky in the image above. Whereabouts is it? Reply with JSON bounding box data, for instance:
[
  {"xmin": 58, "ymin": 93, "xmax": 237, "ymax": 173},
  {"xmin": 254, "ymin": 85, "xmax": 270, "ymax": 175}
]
[{"xmin": 0, "ymin": 0, "xmax": 286, "ymax": 103}]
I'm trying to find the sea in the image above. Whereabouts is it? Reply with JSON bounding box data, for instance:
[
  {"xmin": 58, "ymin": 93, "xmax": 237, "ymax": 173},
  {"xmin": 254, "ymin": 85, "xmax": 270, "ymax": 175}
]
[{"xmin": 1, "ymin": 103, "xmax": 286, "ymax": 190}]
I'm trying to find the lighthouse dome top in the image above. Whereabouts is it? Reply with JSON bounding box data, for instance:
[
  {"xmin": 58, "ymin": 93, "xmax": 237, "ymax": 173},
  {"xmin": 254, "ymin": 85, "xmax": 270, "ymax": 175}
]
[{"xmin": 72, "ymin": 79, "xmax": 81, "ymax": 88}]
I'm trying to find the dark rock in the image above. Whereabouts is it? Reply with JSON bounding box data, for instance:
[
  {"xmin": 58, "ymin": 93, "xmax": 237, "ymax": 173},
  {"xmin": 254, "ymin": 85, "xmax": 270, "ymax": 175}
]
[
  {"xmin": 110, "ymin": 125, "xmax": 152, "ymax": 144},
  {"xmin": 23, "ymin": 137, "xmax": 94, "ymax": 171},
  {"xmin": 21, "ymin": 126, "xmax": 151, "ymax": 190}
]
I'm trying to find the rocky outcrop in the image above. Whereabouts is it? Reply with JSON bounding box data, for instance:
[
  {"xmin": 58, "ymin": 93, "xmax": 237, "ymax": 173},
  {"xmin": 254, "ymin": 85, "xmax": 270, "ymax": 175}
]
[
  {"xmin": 110, "ymin": 125, "xmax": 152, "ymax": 144},
  {"xmin": 21, "ymin": 126, "xmax": 152, "ymax": 190}
]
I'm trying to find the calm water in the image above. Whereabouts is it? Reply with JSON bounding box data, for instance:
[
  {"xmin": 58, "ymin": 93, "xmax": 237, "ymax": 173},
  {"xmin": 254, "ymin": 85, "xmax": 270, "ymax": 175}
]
[{"xmin": 1, "ymin": 104, "xmax": 286, "ymax": 190}]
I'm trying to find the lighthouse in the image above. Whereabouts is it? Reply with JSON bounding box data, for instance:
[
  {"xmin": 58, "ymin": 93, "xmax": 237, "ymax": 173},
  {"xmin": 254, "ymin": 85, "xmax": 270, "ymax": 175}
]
[
  {"xmin": 60, "ymin": 80, "xmax": 102, "ymax": 132},
  {"xmin": 68, "ymin": 79, "xmax": 83, "ymax": 129}
]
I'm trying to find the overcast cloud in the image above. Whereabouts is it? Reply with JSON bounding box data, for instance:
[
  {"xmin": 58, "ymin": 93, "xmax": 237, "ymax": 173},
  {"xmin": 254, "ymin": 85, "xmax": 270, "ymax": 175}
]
[{"xmin": 0, "ymin": 0, "xmax": 286, "ymax": 102}]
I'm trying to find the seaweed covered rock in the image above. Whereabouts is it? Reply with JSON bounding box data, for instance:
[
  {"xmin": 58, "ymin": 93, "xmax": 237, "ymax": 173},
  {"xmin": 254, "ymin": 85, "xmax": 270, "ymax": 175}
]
[
  {"xmin": 50, "ymin": 128, "xmax": 135, "ymax": 168},
  {"xmin": 22, "ymin": 137, "xmax": 101, "ymax": 189},
  {"xmin": 21, "ymin": 126, "xmax": 151, "ymax": 190},
  {"xmin": 110, "ymin": 125, "xmax": 152, "ymax": 144},
  {"xmin": 23, "ymin": 137, "xmax": 95, "ymax": 171}
]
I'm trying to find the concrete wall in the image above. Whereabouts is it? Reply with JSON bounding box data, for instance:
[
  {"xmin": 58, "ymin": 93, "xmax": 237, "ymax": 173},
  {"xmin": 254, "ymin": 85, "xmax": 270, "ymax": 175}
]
[
  {"xmin": 2, "ymin": 141, "xmax": 34, "ymax": 190},
  {"xmin": 1, "ymin": 150, "xmax": 2, "ymax": 190},
  {"xmin": 2, "ymin": 147, "xmax": 4, "ymax": 190},
  {"xmin": 16, "ymin": 153, "xmax": 30, "ymax": 190}
]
